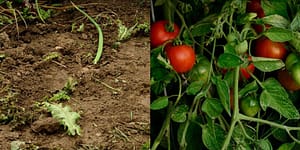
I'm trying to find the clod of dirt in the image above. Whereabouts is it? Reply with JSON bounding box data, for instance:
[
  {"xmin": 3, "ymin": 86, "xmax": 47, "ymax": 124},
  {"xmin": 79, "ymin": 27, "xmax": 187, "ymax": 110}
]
[
  {"xmin": 0, "ymin": 32, "xmax": 10, "ymax": 48},
  {"xmin": 31, "ymin": 117, "xmax": 61, "ymax": 134}
]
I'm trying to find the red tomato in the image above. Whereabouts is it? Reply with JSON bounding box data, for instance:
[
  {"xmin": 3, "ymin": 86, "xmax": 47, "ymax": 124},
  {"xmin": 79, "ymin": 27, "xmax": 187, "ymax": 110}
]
[
  {"xmin": 240, "ymin": 63, "xmax": 255, "ymax": 80},
  {"xmin": 150, "ymin": 20, "xmax": 180, "ymax": 48},
  {"xmin": 254, "ymin": 37, "xmax": 287, "ymax": 60},
  {"xmin": 166, "ymin": 45, "xmax": 196, "ymax": 73},
  {"xmin": 246, "ymin": 0, "xmax": 265, "ymax": 18},
  {"xmin": 277, "ymin": 69, "xmax": 300, "ymax": 91}
]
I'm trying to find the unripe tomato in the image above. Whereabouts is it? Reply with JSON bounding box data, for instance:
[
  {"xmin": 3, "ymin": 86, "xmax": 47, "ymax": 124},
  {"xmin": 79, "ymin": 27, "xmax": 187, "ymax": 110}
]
[
  {"xmin": 166, "ymin": 45, "xmax": 196, "ymax": 73},
  {"xmin": 150, "ymin": 20, "xmax": 180, "ymax": 48},
  {"xmin": 188, "ymin": 56, "xmax": 211, "ymax": 83},
  {"xmin": 285, "ymin": 53, "xmax": 299, "ymax": 71},
  {"xmin": 291, "ymin": 63, "xmax": 300, "ymax": 86},
  {"xmin": 254, "ymin": 37, "xmax": 287, "ymax": 60},
  {"xmin": 277, "ymin": 69, "xmax": 300, "ymax": 91},
  {"xmin": 240, "ymin": 95, "xmax": 260, "ymax": 117}
]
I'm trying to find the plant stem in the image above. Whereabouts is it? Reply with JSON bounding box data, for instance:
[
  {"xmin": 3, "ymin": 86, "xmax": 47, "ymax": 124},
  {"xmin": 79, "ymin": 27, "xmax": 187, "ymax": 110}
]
[
  {"xmin": 221, "ymin": 66, "xmax": 240, "ymax": 150},
  {"xmin": 151, "ymin": 103, "xmax": 173, "ymax": 150},
  {"xmin": 239, "ymin": 114, "xmax": 300, "ymax": 131}
]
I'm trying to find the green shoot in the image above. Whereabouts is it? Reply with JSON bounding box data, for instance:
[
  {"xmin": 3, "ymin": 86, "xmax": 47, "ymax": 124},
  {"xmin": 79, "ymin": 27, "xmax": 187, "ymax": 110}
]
[{"xmin": 70, "ymin": 1, "xmax": 104, "ymax": 64}]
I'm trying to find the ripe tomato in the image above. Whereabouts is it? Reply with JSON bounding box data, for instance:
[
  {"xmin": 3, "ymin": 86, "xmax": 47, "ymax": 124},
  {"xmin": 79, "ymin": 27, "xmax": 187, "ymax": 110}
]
[
  {"xmin": 246, "ymin": 0, "xmax": 265, "ymax": 18},
  {"xmin": 166, "ymin": 45, "xmax": 196, "ymax": 73},
  {"xmin": 240, "ymin": 95, "xmax": 260, "ymax": 117},
  {"xmin": 246, "ymin": 0, "xmax": 269, "ymax": 33},
  {"xmin": 150, "ymin": 20, "xmax": 180, "ymax": 48},
  {"xmin": 188, "ymin": 56, "xmax": 211, "ymax": 83},
  {"xmin": 240, "ymin": 63, "xmax": 255, "ymax": 80},
  {"xmin": 254, "ymin": 37, "xmax": 287, "ymax": 60},
  {"xmin": 277, "ymin": 69, "xmax": 300, "ymax": 91}
]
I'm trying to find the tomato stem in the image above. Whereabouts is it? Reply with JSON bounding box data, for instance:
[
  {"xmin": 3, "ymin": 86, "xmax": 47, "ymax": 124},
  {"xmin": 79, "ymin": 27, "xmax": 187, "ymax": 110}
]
[{"xmin": 221, "ymin": 66, "xmax": 240, "ymax": 150}]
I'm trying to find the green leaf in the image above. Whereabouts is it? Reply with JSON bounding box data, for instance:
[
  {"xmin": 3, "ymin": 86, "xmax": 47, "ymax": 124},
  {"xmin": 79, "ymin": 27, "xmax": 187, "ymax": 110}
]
[
  {"xmin": 188, "ymin": 22, "xmax": 212, "ymax": 37},
  {"xmin": 177, "ymin": 117, "xmax": 204, "ymax": 150},
  {"xmin": 212, "ymin": 77, "xmax": 231, "ymax": 116},
  {"xmin": 217, "ymin": 53, "xmax": 243, "ymax": 69},
  {"xmin": 232, "ymin": 125, "xmax": 255, "ymax": 150},
  {"xmin": 224, "ymin": 43, "xmax": 236, "ymax": 54},
  {"xmin": 252, "ymin": 56, "xmax": 285, "ymax": 72},
  {"xmin": 272, "ymin": 127, "xmax": 289, "ymax": 142},
  {"xmin": 263, "ymin": 27, "xmax": 293, "ymax": 42},
  {"xmin": 43, "ymin": 102, "xmax": 81, "ymax": 136},
  {"xmin": 150, "ymin": 96, "xmax": 169, "ymax": 110},
  {"xmin": 154, "ymin": 0, "xmax": 166, "ymax": 6},
  {"xmin": 262, "ymin": 14, "xmax": 290, "ymax": 28},
  {"xmin": 260, "ymin": 78, "xmax": 300, "ymax": 119},
  {"xmin": 278, "ymin": 142, "xmax": 295, "ymax": 150},
  {"xmin": 186, "ymin": 81, "xmax": 204, "ymax": 95},
  {"xmin": 261, "ymin": 0, "xmax": 288, "ymax": 19},
  {"xmin": 289, "ymin": 32, "xmax": 300, "ymax": 52},
  {"xmin": 255, "ymin": 139, "xmax": 272, "ymax": 150},
  {"xmin": 201, "ymin": 98, "xmax": 224, "ymax": 119},
  {"xmin": 202, "ymin": 124, "xmax": 226, "ymax": 150},
  {"xmin": 290, "ymin": 12, "xmax": 300, "ymax": 31},
  {"xmin": 171, "ymin": 105, "xmax": 189, "ymax": 123},
  {"xmin": 239, "ymin": 81, "xmax": 259, "ymax": 98}
]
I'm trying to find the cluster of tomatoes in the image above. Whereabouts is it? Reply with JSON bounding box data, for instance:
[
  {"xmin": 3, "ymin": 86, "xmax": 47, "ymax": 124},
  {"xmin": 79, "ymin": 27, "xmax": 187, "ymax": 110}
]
[
  {"xmin": 151, "ymin": 0, "xmax": 300, "ymax": 117},
  {"xmin": 150, "ymin": 20, "xmax": 196, "ymax": 73}
]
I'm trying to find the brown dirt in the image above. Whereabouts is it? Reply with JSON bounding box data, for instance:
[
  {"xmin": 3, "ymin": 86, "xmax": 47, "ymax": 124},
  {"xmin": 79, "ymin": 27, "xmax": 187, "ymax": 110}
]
[{"xmin": 0, "ymin": 0, "xmax": 150, "ymax": 149}]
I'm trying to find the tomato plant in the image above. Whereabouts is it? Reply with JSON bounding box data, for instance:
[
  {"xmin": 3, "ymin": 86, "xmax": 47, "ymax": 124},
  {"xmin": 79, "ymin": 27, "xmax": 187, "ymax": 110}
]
[
  {"xmin": 151, "ymin": 0, "xmax": 300, "ymax": 149},
  {"xmin": 150, "ymin": 20, "xmax": 180, "ymax": 48},
  {"xmin": 166, "ymin": 44, "xmax": 195, "ymax": 73},
  {"xmin": 254, "ymin": 37, "xmax": 287, "ymax": 59}
]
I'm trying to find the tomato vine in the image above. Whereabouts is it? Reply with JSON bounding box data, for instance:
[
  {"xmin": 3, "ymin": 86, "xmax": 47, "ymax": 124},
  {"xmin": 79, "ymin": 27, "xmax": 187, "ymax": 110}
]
[{"xmin": 151, "ymin": 0, "xmax": 300, "ymax": 149}]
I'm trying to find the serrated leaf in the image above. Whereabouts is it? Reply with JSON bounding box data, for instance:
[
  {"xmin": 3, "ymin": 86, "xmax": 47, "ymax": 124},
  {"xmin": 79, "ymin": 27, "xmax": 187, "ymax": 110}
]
[
  {"xmin": 272, "ymin": 127, "xmax": 289, "ymax": 142},
  {"xmin": 261, "ymin": 0, "xmax": 288, "ymax": 19},
  {"xmin": 171, "ymin": 105, "xmax": 189, "ymax": 123},
  {"xmin": 239, "ymin": 81, "xmax": 259, "ymax": 98},
  {"xmin": 252, "ymin": 56, "xmax": 285, "ymax": 72},
  {"xmin": 202, "ymin": 124, "xmax": 226, "ymax": 150},
  {"xmin": 217, "ymin": 53, "xmax": 243, "ymax": 69},
  {"xmin": 278, "ymin": 142, "xmax": 295, "ymax": 150},
  {"xmin": 260, "ymin": 78, "xmax": 300, "ymax": 119},
  {"xmin": 262, "ymin": 14, "xmax": 290, "ymax": 28},
  {"xmin": 177, "ymin": 117, "xmax": 204, "ymax": 149},
  {"xmin": 201, "ymin": 98, "xmax": 223, "ymax": 119},
  {"xmin": 290, "ymin": 12, "xmax": 300, "ymax": 31},
  {"xmin": 150, "ymin": 96, "xmax": 169, "ymax": 110},
  {"xmin": 43, "ymin": 102, "xmax": 81, "ymax": 136},
  {"xmin": 255, "ymin": 139, "xmax": 272, "ymax": 150},
  {"xmin": 154, "ymin": 0, "xmax": 166, "ymax": 6},
  {"xmin": 263, "ymin": 27, "xmax": 293, "ymax": 42},
  {"xmin": 213, "ymin": 77, "xmax": 231, "ymax": 116},
  {"xmin": 289, "ymin": 32, "xmax": 300, "ymax": 52},
  {"xmin": 186, "ymin": 81, "xmax": 204, "ymax": 95}
]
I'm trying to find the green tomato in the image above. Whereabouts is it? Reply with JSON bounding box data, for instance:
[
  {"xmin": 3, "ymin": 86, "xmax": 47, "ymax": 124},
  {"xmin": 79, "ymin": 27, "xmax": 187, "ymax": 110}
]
[
  {"xmin": 239, "ymin": 96, "xmax": 260, "ymax": 117},
  {"xmin": 285, "ymin": 53, "xmax": 300, "ymax": 71},
  {"xmin": 291, "ymin": 63, "xmax": 300, "ymax": 86},
  {"xmin": 188, "ymin": 56, "xmax": 211, "ymax": 83}
]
